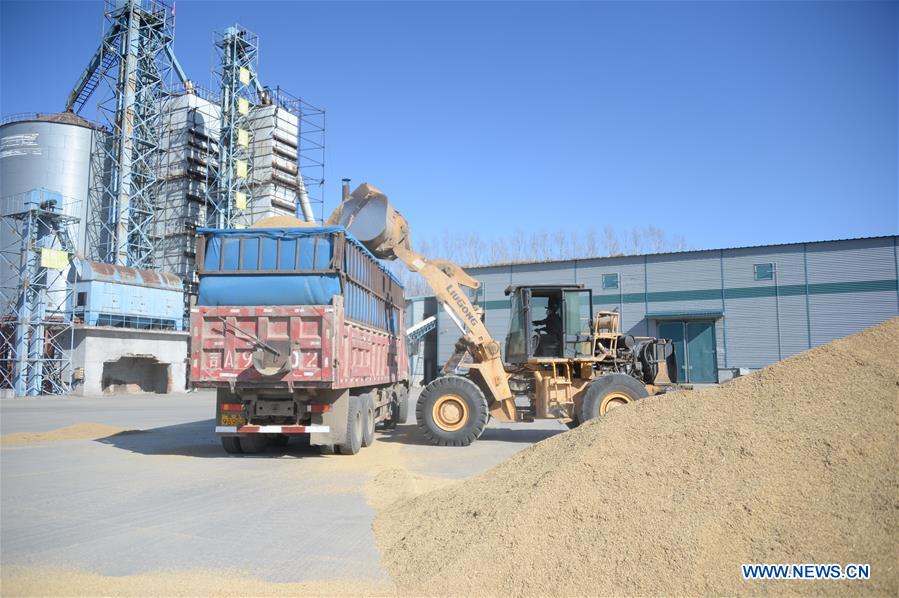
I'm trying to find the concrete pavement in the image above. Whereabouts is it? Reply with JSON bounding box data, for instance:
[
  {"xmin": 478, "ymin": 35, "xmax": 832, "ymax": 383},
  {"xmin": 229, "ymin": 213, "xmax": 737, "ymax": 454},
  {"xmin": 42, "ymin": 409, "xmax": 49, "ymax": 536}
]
[{"xmin": 1, "ymin": 390, "xmax": 566, "ymax": 585}]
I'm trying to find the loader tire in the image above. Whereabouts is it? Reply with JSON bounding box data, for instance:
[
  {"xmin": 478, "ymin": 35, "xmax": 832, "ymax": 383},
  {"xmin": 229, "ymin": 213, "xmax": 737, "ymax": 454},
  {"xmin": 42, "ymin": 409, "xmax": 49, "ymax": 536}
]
[
  {"xmin": 580, "ymin": 374, "xmax": 648, "ymax": 423},
  {"xmin": 361, "ymin": 394, "xmax": 376, "ymax": 447},
  {"xmin": 338, "ymin": 396, "xmax": 363, "ymax": 455},
  {"xmin": 221, "ymin": 436, "xmax": 243, "ymax": 454},
  {"xmin": 416, "ymin": 375, "xmax": 488, "ymax": 447}
]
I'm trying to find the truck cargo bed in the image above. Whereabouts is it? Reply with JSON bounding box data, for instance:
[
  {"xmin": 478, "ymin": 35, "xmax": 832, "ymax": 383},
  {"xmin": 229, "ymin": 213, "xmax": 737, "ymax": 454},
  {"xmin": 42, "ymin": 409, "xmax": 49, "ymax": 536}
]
[{"xmin": 190, "ymin": 300, "xmax": 406, "ymax": 389}]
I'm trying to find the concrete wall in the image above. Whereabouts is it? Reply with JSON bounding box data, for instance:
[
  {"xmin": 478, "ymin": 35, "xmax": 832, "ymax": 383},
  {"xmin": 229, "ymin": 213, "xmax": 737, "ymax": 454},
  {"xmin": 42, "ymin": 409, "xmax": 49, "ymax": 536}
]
[{"xmin": 70, "ymin": 326, "xmax": 189, "ymax": 396}]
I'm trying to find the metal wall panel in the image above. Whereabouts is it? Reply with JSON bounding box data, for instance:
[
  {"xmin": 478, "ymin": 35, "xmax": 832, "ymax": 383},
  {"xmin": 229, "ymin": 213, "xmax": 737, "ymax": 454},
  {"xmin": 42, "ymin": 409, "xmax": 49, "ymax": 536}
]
[
  {"xmin": 713, "ymin": 319, "xmax": 726, "ymax": 370},
  {"xmin": 777, "ymin": 295, "xmax": 811, "ymax": 359},
  {"xmin": 809, "ymin": 291, "xmax": 898, "ymax": 346},
  {"xmin": 724, "ymin": 244, "xmax": 806, "ymax": 286},
  {"xmin": 484, "ymin": 309, "xmax": 512, "ymax": 359},
  {"xmin": 722, "ymin": 297, "xmax": 780, "ymax": 369},
  {"xmin": 647, "ymin": 251, "xmax": 721, "ymax": 292},
  {"xmin": 576, "ymin": 255, "xmax": 648, "ymax": 334},
  {"xmin": 435, "ymin": 237, "xmax": 899, "ymax": 377},
  {"xmin": 806, "ymin": 238, "xmax": 896, "ymax": 283},
  {"xmin": 473, "ymin": 265, "xmax": 513, "ymax": 303},
  {"xmin": 510, "ymin": 262, "xmax": 577, "ymax": 285},
  {"xmin": 436, "ymin": 308, "xmax": 457, "ymax": 366}
]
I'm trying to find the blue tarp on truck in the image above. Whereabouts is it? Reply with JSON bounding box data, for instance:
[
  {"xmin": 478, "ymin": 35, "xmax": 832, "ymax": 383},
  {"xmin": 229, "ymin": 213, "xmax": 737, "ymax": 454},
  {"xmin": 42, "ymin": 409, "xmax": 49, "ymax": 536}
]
[{"xmin": 196, "ymin": 226, "xmax": 403, "ymax": 332}]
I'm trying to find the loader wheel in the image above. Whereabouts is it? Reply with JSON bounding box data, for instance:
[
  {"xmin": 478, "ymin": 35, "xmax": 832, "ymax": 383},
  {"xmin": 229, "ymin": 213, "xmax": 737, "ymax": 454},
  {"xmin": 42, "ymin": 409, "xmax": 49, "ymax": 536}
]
[
  {"xmin": 580, "ymin": 374, "xmax": 648, "ymax": 423},
  {"xmin": 416, "ymin": 375, "xmax": 488, "ymax": 446},
  {"xmin": 361, "ymin": 394, "xmax": 376, "ymax": 447},
  {"xmin": 221, "ymin": 436, "xmax": 243, "ymax": 454},
  {"xmin": 338, "ymin": 396, "xmax": 363, "ymax": 455}
]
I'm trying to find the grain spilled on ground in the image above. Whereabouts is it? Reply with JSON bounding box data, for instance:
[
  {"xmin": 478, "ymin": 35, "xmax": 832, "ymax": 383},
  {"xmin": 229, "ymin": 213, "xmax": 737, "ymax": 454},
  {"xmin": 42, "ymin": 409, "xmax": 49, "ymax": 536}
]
[
  {"xmin": 375, "ymin": 319, "xmax": 899, "ymax": 596},
  {"xmin": 0, "ymin": 566, "xmax": 396, "ymax": 597},
  {"xmin": 364, "ymin": 467, "xmax": 456, "ymax": 511},
  {"xmin": 0, "ymin": 423, "xmax": 128, "ymax": 446},
  {"xmin": 301, "ymin": 432, "xmax": 459, "ymax": 509}
]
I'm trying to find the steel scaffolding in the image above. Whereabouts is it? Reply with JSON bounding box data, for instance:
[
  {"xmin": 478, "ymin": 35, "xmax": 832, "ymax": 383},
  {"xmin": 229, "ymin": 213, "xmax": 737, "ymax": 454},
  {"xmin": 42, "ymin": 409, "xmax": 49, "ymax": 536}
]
[
  {"xmin": 0, "ymin": 190, "xmax": 79, "ymax": 396},
  {"xmin": 210, "ymin": 24, "xmax": 260, "ymax": 228},
  {"xmin": 69, "ymin": 0, "xmax": 176, "ymax": 268},
  {"xmin": 266, "ymin": 87, "xmax": 326, "ymax": 223}
]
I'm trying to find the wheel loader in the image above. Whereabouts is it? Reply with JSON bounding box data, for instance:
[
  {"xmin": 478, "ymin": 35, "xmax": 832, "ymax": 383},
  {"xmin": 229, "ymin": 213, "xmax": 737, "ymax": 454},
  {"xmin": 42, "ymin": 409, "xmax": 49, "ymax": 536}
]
[{"xmin": 330, "ymin": 183, "xmax": 678, "ymax": 446}]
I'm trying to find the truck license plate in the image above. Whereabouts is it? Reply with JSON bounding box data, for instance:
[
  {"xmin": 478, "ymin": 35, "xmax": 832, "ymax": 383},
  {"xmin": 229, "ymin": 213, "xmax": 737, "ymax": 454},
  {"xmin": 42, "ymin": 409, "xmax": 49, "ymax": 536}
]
[{"xmin": 220, "ymin": 414, "xmax": 246, "ymax": 426}]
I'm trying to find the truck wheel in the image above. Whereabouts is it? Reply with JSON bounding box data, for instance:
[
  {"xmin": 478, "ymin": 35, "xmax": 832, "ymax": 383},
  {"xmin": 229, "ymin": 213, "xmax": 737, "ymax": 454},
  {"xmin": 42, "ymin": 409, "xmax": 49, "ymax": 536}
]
[
  {"xmin": 580, "ymin": 374, "xmax": 648, "ymax": 423},
  {"xmin": 361, "ymin": 394, "xmax": 375, "ymax": 447},
  {"xmin": 338, "ymin": 396, "xmax": 363, "ymax": 455},
  {"xmin": 382, "ymin": 390, "xmax": 406, "ymax": 430},
  {"xmin": 416, "ymin": 375, "xmax": 488, "ymax": 446},
  {"xmin": 270, "ymin": 434, "xmax": 290, "ymax": 448},
  {"xmin": 221, "ymin": 436, "xmax": 242, "ymax": 454},
  {"xmin": 239, "ymin": 434, "xmax": 269, "ymax": 454}
]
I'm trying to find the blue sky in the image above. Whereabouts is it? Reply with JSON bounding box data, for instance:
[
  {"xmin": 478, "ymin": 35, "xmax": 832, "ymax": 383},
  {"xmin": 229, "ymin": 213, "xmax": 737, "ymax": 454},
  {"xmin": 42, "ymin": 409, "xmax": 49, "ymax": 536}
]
[{"xmin": 1, "ymin": 0, "xmax": 896, "ymax": 251}]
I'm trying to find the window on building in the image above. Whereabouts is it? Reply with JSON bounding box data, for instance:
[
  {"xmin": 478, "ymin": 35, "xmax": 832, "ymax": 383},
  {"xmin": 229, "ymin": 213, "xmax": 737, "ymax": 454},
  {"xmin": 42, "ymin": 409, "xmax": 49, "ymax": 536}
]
[
  {"xmin": 754, "ymin": 263, "xmax": 774, "ymax": 281},
  {"xmin": 76, "ymin": 292, "xmax": 86, "ymax": 307},
  {"xmin": 602, "ymin": 273, "xmax": 620, "ymax": 290}
]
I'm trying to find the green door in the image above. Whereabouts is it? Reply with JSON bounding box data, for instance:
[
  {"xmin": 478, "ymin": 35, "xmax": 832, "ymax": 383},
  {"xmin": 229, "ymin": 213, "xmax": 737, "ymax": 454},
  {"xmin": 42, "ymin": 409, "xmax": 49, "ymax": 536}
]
[
  {"xmin": 658, "ymin": 321, "xmax": 687, "ymax": 383},
  {"xmin": 686, "ymin": 321, "xmax": 717, "ymax": 383},
  {"xmin": 657, "ymin": 320, "xmax": 717, "ymax": 383}
]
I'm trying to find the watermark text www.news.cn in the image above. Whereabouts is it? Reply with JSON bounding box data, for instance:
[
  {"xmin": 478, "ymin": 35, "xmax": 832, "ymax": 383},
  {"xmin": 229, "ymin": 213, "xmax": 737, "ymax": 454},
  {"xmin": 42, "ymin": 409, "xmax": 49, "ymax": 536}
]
[{"xmin": 742, "ymin": 563, "xmax": 870, "ymax": 580}]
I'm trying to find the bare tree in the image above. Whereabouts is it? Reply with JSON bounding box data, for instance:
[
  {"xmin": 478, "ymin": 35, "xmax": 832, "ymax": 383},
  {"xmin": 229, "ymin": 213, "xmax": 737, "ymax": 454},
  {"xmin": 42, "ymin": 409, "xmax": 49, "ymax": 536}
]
[
  {"xmin": 385, "ymin": 224, "xmax": 689, "ymax": 296},
  {"xmin": 602, "ymin": 225, "xmax": 621, "ymax": 256}
]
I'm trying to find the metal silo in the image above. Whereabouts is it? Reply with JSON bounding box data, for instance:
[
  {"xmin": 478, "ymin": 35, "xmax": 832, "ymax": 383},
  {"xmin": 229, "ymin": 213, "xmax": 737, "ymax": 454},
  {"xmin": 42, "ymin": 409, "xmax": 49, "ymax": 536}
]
[
  {"xmin": 0, "ymin": 113, "xmax": 104, "ymax": 336},
  {"xmin": 0, "ymin": 112, "xmax": 103, "ymax": 255}
]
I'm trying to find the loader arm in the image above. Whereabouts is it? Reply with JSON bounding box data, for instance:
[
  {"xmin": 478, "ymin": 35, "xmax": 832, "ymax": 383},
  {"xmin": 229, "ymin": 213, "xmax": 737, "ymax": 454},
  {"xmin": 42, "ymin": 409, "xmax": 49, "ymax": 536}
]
[{"xmin": 330, "ymin": 183, "xmax": 517, "ymax": 422}]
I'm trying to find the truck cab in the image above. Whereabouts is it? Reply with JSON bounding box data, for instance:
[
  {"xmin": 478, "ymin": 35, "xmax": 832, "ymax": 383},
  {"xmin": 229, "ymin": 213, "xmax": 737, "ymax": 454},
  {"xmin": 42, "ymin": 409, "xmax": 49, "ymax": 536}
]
[{"xmin": 504, "ymin": 284, "xmax": 594, "ymax": 365}]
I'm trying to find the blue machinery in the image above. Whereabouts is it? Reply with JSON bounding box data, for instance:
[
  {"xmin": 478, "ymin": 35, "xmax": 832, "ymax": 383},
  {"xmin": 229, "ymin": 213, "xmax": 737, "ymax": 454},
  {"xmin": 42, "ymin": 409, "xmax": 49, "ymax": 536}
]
[
  {"xmin": 71, "ymin": 262, "xmax": 184, "ymax": 331},
  {"xmin": 0, "ymin": 189, "xmax": 184, "ymax": 396},
  {"xmin": 0, "ymin": 190, "xmax": 79, "ymax": 396}
]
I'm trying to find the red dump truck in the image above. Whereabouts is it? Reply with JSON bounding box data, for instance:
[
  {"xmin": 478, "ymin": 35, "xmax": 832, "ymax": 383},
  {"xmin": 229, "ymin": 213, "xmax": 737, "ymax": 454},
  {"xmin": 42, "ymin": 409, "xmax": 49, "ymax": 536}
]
[{"xmin": 189, "ymin": 225, "xmax": 409, "ymax": 455}]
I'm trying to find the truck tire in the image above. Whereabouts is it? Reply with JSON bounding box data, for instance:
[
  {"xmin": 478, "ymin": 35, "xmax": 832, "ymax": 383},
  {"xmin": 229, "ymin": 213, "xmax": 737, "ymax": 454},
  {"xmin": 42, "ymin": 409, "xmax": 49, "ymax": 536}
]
[
  {"xmin": 382, "ymin": 388, "xmax": 408, "ymax": 430},
  {"xmin": 361, "ymin": 394, "xmax": 375, "ymax": 447},
  {"xmin": 221, "ymin": 436, "xmax": 242, "ymax": 454},
  {"xmin": 338, "ymin": 396, "xmax": 363, "ymax": 455},
  {"xmin": 580, "ymin": 374, "xmax": 648, "ymax": 423},
  {"xmin": 270, "ymin": 434, "xmax": 290, "ymax": 448},
  {"xmin": 239, "ymin": 434, "xmax": 269, "ymax": 454},
  {"xmin": 416, "ymin": 375, "xmax": 488, "ymax": 446}
]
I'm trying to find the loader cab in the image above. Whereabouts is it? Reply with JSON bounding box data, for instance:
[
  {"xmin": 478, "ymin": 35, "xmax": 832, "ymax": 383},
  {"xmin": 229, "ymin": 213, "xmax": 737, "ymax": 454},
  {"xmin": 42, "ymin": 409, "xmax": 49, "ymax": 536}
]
[{"xmin": 504, "ymin": 284, "xmax": 593, "ymax": 365}]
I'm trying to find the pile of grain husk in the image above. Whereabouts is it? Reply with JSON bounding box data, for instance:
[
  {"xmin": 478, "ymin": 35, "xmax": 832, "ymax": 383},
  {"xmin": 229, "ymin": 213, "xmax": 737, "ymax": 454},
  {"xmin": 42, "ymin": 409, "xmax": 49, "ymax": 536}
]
[
  {"xmin": 375, "ymin": 319, "xmax": 899, "ymax": 596},
  {"xmin": 0, "ymin": 423, "xmax": 126, "ymax": 446}
]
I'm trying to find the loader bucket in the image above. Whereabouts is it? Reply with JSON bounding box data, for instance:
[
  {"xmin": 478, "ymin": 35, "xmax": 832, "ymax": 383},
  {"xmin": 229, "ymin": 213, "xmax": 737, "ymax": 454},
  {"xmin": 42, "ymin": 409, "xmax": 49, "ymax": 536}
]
[{"xmin": 331, "ymin": 183, "xmax": 410, "ymax": 260}]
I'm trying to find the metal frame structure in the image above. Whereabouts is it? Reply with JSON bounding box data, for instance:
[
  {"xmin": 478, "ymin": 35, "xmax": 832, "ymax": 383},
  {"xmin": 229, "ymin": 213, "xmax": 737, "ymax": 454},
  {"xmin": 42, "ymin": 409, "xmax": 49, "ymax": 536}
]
[
  {"xmin": 69, "ymin": 0, "xmax": 177, "ymax": 268},
  {"xmin": 266, "ymin": 87, "xmax": 326, "ymax": 223},
  {"xmin": 0, "ymin": 189, "xmax": 80, "ymax": 396},
  {"xmin": 210, "ymin": 24, "xmax": 260, "ymax": 228},
  {"xmin": 156, "ymin": 83, "xmax": 221, "ymax": 304}
]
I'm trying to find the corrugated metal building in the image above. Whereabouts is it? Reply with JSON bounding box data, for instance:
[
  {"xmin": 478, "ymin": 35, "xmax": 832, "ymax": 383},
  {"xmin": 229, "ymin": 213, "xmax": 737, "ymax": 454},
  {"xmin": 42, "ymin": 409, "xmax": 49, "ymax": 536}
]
[{"xmin": 420, "ymin": 236, "xmax": 898, "ymax": 384}]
